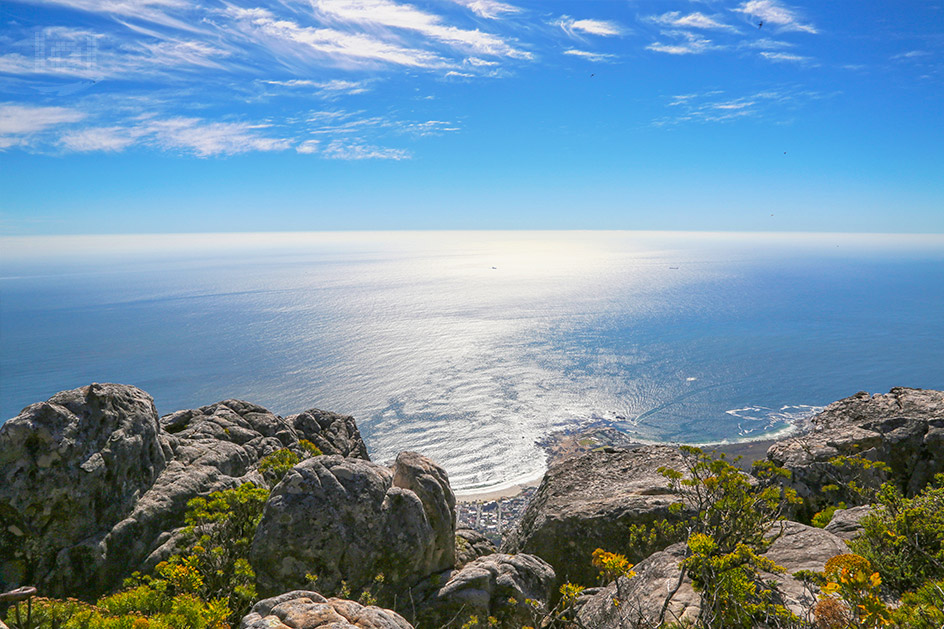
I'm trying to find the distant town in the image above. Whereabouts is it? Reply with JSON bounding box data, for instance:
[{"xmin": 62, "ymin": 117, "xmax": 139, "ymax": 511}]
[{"xmin": 456, "ymin": 487, "xmax": 537, "ymax": 544}]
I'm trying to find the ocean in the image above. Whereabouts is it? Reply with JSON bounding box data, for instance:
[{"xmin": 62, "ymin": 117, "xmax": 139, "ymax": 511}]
[{"xmin": 2, "ymin": 230, "xmax": 943, "ymax": 494}]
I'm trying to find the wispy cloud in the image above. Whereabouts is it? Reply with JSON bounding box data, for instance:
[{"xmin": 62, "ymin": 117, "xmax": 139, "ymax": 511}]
[
  {"xmin": 647, "ymin": 31, "xmax": 719, "ymax": 55},
  {"xmin": 558, "ymin": 16, "xmax": 624, "ymax": 38},
  {"xmin": 448, "ymin": 0, "xmax": 519, "ymax": 19},
  {"xmin": 733, "ymin": 0, "xmax": 817, "ymax": 34},
  {"xmin": 646, "ymin": 11, "xmax": 734, "ymax": 31},
  {"xmin": 655, "ymin": 88, "xmax": 827, "ymax": 126},
  {"xmin": 227, "ymin": 6, "xmax": 447, "ymax": 68},
  {"xmin": 28, "ymin": 0, "xmax": 199, "ymax": 31},
  {"xmin": 263, "ymin": 78, "xmax": 372, "ymax": 98},
  {"xmin": 304, "ymin": 108, "xmax": 459, "ymax": 137},
  {"xmin": 296, "ymin": 139, "xmax": 320, "ymax": 153},
  {"xmin": 563, "ymin": 49, "xmax": 617, "ymax": 63},
  {"xmin": 59, "ymin": 125, "xmax": 138, "ymax": 151},
  {"xmin": 738, "ymin": 37, "xmax": 795, "ymax": 50},
  {"xmin": 58, "ymin": 116, "xmax": 291, "ymax": 156},
  {"xmin": 892, "ymin": 50, "xmax": 931, "ymax": 60},
  {"xmin": 760, "ymin": 51, "xmax": 814, "ymax": 64},
  {"xmin": 0, "ymin": 103, "xmax": 85, "ymax": 149},
  {"xmin": 321, "ymin": 139, "xmax": 410, "ymax": 160},
  {"xmin": 310, "ymin": 0, "xmax": 530, "ymax": 59}
]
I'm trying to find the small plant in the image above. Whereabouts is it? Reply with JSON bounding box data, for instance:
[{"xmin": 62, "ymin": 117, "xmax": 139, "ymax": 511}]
[
  {"xmin": 590, "ymin": 549, "xmax": 635, "ymax": 584},
  {"xmin": 258, "ymin": 443, "xmax": 323, "ymax": 488},
  {"xmin": 814, "ymin": 553, "xmax": 890, "ymax": 629},
  {"xmin": 257, "ymin": 449, "xmax": 301, "ymax": 486},
  {"xmin": 811, "ymin": 503, "xmax": 846, "ymax": 529}
]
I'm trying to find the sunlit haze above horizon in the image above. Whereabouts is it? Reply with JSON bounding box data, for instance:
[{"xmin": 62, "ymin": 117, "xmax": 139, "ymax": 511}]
[{"xmin": 1, "ymin": 0, "xmax": 942, "ymax": 235}]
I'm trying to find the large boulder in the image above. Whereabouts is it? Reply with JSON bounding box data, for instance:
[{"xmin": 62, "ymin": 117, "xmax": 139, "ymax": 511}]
[
  {"xmin": 250, "ymin": 452, "xmax": 456, "ymax": 597},
  {"xmin": 767, "ymin": 388, "xmax": 944, "ymax": 515},
  {"xmin": 240, "ymin": 590, "xmax": 413, "ymax": 629},
  {"xmin": 824, "ymin": 505, "xmax": 872, "ymax": 542},
  {"xmin": 0, "ymin": 384, "xmax": 370, "ymax": 597},
  {"xmin": 502, "ymin": 446, "xmax": 687, "ymax": 587},
  {"xmin": 413, "ymin": 554, "xmax": 555, "ymax": 629},
  {"xmin": 576, "ymin": 521, "xmax": 849, "ymax": 628},
  {"xmin": 286, "ymin": 409, "xmax": 370, "ymax": 459},
  {"xmin": 0, "ymin": 384, "xmax": 166, "ymax": 595}
]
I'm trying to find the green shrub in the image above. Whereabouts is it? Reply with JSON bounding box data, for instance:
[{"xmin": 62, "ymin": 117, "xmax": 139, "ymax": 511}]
[
  {"xmin": 257, "ymin": 449, "xmax": 301, "ymax": 486},
  {"xmin": 811, "ymin": 503, "xmax": 846, "ymax": 529},
  {"xmin": 848, "ymin": 473, "xmax": 944, "ymax": 597},
  {"xmin": 643, "ymin": 446, "xmax": 802, "ymax": 628},
  {"xmin": 890, "ymin": 579, "xmax": 944, "ymax": 628},
  {"xmin": 820, "ymin": 455, "xmax": 891, "ymax": 509},
  {"xmin": 177, "ymin": 482, "xmax": 269, "ymax": 622},
  {"xmin": 257, "ymin": 442, "xmax": 322, "ymax": 488}
]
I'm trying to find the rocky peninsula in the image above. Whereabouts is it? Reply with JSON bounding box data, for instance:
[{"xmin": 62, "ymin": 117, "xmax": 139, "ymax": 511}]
[{"xmin": 1, "ymin": 384, "xmax": 942, "ymax": 628}]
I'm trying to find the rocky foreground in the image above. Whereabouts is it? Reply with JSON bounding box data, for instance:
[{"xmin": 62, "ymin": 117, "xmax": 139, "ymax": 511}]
[{"xmin": 1, "ymin": 384, "xmax": 942, "ymax": 628}]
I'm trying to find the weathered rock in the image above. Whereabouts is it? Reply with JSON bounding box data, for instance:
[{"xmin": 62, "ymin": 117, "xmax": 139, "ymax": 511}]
[
  {"xmin": 0, "ymin": 385, "xmax": 371, "ymax": 597},
  {"xmin": 0, "ymin": 384, "xmax": 166, "ymax": 595},
  {"xmin": 455, "ymin": 528, "xmax": 497, "ymax": 568},
  {"xmin": 576, "ymin": 543, "xmax": 697, "ymax": 628},
  {"xmin": 575, "ymin": 521, "xmax": 848, "ymax": 628},
  {"xmin": 502, "ymin": 445, "xmax": 687, "ymax": 587},
  {"xmin": 286, "ymin": 409, "xmax": 370, "ymax": 459},
  {"xmin": 824, "ymin": 505, "xmax": 872, "ymax": 542},
  {"xmin": 240, "ymin": 590, "xmax": 413, "ymax": 629},
  {"xmin": 392, "ymin": 451, "xmax": 456, "ymax": 573},
  {"xmin": 413, "ymin": 554, "xmax": 555, "ymax": 629},
  {"xmin": 251, "ymin": 452, "xmax": 456, "ymax": 597},
  {"xmin": 767, "ymin": 388, "xmax": 944, "ymax": 515}
]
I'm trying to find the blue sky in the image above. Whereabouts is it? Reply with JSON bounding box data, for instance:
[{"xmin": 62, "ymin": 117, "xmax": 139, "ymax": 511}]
[{"xmin": 1, "ymin": 0, "xmax": 942, "ymax": 234}]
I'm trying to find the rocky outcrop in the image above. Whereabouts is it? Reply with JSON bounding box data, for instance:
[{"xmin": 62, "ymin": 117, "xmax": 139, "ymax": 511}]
[
  {"xmin": 577, "ymin": 542, "xmax": 697, "ymax": 628},
  {"xmin": 767, "ymin": 388, "xmax": 944, "ymax": 514},
  {"xmin": 250, "ymin": 452, "xmax": 456, "ymax": 597},
  {"xmin": 455, "ymin": 528, "xmax": 497, "ymax": 568},
  {"xmin": 240, "ymin": 590, "xmax": 412, "ymax": 629},
  {"xmin": 824, "ymin": 505, "xmax": 872, "ymax": 542},
  {"xmin": 576, "ymin": 521, "xmax": 848, "ymax": 628},
  {"xmin": 392, "ymin": 451, "xmax": 456, "ymax": 573},
  {"xmin": 0, "ymin": 384, "xmax": 369, "ymax": 597},
  {"xmin": 0, "ymin": 384, "xmax": 167, "ymax": 596},
  {"xmin": 285, "ymin": 409, "xmax": 370, "ymax": 459},
  {"xmin": 413, "ymin": 554, "xmax": 555, "ymax": 629},
  {"xmin": 502, "ymin": 446, "xmax": 687, "ymax": 587}
]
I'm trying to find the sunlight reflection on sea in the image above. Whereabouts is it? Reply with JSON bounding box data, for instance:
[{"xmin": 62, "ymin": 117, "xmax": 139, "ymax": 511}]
[{"xmin": 2, "ymin": 231, "xmax": 943, "ymax": 494}]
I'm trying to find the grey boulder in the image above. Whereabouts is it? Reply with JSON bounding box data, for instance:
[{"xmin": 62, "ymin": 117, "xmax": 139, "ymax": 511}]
[
  {"xmin": 0, "ymin": 384, "xmax": 166, "ymax": 596},
  {"xmin": 251, "ymin": 452, "xmax": 456, "ymax": 596},
  {"xmin": 240, "ymin": 590, "xmax": 413, "ymax": 629},
  {"xmin": 502, "ymin": 445, "xmax": 687, "ymax": 587},
  {"xmin": 576, "ymin": 521, "xmax": 849, "ymax": 628},
  {"xmin": 824, "ymin": 505, "xmax": 873, "ymax": 542},
  {"xmin": 413, "ymin": 554, "xmax": 555, "ymax": 629}
]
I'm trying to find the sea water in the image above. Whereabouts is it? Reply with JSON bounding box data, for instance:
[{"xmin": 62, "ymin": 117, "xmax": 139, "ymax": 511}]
[{"xmin": 2, "ymin": 231, "xmax": 943, "ymax": 494}]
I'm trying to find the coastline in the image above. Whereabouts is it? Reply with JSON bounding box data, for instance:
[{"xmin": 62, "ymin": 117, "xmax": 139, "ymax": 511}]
[
  {"xmin": 454, "ymin": 476, "xmax": 543, "ymax": 502},
  {"xmin": 454, "ymin": 436, "xmax": 778, "ymax": 502}
]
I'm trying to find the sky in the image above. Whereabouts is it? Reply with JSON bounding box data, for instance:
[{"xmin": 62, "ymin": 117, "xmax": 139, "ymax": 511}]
[{"xmin": 0, "ymin": 0, "xmax": 942, "ymax": 235}]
